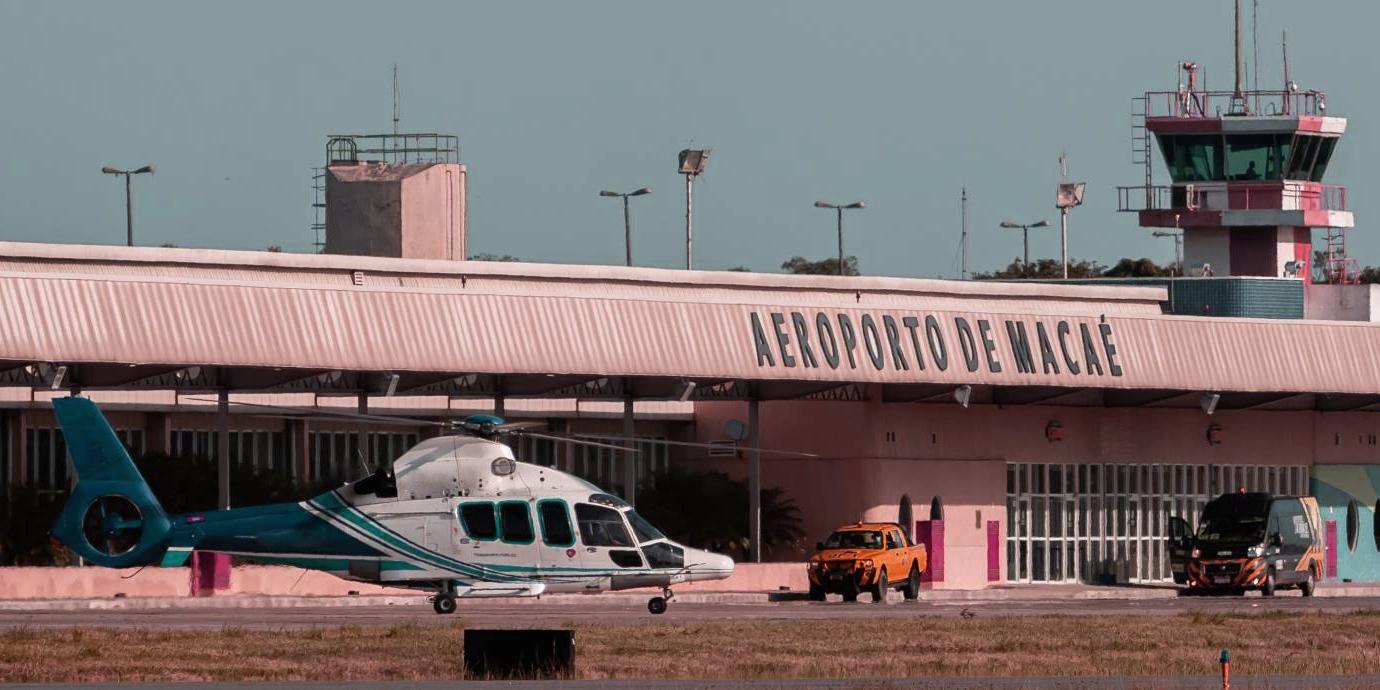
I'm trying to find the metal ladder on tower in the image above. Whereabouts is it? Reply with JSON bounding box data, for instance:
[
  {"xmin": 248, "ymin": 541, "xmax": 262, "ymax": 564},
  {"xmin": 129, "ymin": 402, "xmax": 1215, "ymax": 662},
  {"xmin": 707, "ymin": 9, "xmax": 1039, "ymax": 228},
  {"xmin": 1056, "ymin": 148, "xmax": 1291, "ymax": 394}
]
[
  {"xmin": 1131, "ymin": 96, "xmax": 1153, "ymax": 209},
  {"xmin": 1324, "ymin": 228, "xmax": 1359, "ymax": 284}
]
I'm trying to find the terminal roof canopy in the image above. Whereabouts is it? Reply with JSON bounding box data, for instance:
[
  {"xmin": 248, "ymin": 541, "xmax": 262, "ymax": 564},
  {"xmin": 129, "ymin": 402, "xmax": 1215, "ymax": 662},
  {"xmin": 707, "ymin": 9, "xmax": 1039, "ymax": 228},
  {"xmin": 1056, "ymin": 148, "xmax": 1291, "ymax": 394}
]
[{"xmin": 0, "ymin": 242, "xmax": 1379, "ymax": 410}]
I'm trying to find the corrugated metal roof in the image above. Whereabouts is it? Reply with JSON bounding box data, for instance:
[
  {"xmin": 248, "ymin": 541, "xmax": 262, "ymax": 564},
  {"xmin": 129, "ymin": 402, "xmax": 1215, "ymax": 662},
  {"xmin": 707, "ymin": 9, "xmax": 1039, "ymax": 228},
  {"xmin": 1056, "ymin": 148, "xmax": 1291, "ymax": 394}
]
[{"xmin": 0, "ymin": 242, "xmax": 1373, "ymax": 395}]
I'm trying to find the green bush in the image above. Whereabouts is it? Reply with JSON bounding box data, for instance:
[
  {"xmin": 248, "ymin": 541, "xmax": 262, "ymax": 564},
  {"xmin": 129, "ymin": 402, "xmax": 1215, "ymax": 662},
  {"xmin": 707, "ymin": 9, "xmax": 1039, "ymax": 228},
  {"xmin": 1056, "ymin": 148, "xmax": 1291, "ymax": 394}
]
[{"xmin": 634, "ymin": 467, "xmax": 804, "ymax": 561}]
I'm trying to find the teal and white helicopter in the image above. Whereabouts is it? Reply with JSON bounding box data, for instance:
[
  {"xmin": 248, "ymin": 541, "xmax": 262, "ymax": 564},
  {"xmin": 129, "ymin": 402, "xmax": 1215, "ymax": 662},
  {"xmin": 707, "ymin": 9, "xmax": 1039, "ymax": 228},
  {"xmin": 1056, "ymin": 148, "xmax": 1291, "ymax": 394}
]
[{"xmin": 48, "ymin": 396, "xmax": 756, "ymax": 615}]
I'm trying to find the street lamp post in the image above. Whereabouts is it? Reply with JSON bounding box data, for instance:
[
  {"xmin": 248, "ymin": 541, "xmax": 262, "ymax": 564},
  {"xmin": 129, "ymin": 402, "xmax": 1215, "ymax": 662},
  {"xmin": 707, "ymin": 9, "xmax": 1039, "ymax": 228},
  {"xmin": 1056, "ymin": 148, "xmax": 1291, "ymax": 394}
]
[
  {"xmin": 814, "ymin": 200, "xmax": 865, "ymax": 276},
  {"xmin": 101, "ymin": 164, "xmax": 155, "ymax": 246},
  {"xmin": 599, "ymin": 187, "xmax": 652, "ymax": 266},
  {"xmin": 1153, "ymin": 230, "xmax": 1183, "ymax": 274},
  {"xmin": 999, "ymin": 219, "xmax": 1050, "ymax": 268}
]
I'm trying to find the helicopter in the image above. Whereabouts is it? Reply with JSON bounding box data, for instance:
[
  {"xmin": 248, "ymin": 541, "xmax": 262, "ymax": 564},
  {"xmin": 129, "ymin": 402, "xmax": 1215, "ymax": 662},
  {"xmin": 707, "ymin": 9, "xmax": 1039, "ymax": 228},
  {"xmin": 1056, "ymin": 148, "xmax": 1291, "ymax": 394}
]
[{"xmin": 45, "ymin": 395, "xmax": 782, "ymax": 615}]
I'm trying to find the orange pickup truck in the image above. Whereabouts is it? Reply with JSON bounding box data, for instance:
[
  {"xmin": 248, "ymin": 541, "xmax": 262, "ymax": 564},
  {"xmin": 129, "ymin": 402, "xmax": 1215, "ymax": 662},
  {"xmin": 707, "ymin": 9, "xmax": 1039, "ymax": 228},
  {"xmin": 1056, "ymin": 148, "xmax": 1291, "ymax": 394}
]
[{"xmin": 807, "ymin": 522, "xmax": 927, "ymax": 603}]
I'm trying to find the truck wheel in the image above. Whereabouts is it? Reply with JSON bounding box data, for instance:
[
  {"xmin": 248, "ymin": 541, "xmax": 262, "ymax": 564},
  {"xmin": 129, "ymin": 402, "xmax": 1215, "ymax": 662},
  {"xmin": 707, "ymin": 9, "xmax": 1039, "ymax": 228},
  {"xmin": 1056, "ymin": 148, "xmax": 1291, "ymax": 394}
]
[
  {"xmin": 1301, "ymin": 570, "xmax": 1316, "ymax": 597},
  {"xmin": 808, "ymin": 584, "xmax": 826, "ymax": 602},
  {"xmin": 872, "ymin": 570, "xmax": 889, "ymax": 604},
  {"xmin": 1262, "ymin": 570, "xmax": 1276, "ymax": 597},
  {"xmin": 903, "ymin": 563, "xmax": 921, "ymax": 601}
]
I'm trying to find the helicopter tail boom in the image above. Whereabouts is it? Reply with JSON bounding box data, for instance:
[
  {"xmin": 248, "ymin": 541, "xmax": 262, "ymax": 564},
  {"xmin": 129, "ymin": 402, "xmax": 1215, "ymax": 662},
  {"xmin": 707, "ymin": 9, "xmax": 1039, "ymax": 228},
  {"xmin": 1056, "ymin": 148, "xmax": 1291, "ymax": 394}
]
[{"xmin": 49, "ymin": 396, "xmax": 174, "ymax": 568}]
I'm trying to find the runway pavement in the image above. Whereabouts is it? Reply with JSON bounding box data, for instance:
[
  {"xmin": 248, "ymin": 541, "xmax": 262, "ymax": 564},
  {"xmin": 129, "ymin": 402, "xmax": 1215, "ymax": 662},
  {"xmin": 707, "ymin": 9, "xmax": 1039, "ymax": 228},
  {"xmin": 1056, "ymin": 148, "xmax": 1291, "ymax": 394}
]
[
  {"xmin": 3, "ymin": 591, "xmax": 1380, "ymax": 630},
  {"xmin": 8, "ymin": 678, "xmax": 1380, "ymax": 690}
]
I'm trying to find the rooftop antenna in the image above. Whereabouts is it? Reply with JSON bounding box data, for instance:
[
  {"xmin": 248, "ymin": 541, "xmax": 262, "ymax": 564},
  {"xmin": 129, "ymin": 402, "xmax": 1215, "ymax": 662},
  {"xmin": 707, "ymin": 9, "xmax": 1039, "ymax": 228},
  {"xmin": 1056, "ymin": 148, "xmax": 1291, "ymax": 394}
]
[
  {"xmin": 1251, "ymin": 0, "xmax": 1259, "ymax": 96},
  {"xmin": 1281, "ymin": 30, "xmax": 1291, "ymax": 116},
  {"xmin": 392, "ymin": 64, "xmax": 400, "ymax": 136},
  {"xmin": 1231, "ymin": 0, "xmax": 1247, "ymax": 113},
  {"xmin": 960, "ymin": 187, "xmax": 968, "ymax": 280}
]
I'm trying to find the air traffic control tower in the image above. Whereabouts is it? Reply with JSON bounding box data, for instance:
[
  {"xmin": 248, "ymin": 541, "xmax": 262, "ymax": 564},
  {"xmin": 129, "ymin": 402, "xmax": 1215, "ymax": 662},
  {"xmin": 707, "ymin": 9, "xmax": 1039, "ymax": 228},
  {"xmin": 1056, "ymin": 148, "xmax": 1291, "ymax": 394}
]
[{"xmin": 1117, "ymin": 60, "xmax": 1353, "ymax": 283}]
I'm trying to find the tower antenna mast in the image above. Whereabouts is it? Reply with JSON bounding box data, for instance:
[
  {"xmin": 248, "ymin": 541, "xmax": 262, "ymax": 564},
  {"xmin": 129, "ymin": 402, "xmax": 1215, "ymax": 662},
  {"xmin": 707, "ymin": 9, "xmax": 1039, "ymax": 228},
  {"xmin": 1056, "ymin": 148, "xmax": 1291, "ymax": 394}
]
[
  {"xmin": 392, "ymin": 64, "xmax": 400, "ymax": 136},
  {"xmin": 960, "ymin": 187, "xmax": 968, "ymax": 280},
  {"xmin": 1281, "ymin": 31, "xmax": 1290, "ymax": 115},
  {"xmin": 1232, "ymin": 0, "xmax": 1246, "ymax": 112}
]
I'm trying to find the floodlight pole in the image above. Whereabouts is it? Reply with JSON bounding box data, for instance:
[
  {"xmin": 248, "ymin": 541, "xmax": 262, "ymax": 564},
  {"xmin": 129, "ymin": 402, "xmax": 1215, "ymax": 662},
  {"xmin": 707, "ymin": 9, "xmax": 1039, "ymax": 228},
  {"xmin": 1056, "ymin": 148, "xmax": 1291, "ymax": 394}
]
[
  {"xmin": 1060, "ymin": 208, "xmax": 1070, "ymax": 279},
  {"xmin": 684, "ymin": 173, "xmax": 694, "ymax": 270}
]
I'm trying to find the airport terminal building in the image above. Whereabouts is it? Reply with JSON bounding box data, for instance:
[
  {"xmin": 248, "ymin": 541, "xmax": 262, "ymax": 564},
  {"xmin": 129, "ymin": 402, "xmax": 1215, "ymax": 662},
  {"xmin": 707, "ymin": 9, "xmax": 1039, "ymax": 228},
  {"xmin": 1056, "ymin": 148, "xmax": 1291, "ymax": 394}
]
[{"xmin": 0, "ymin": 239, "xmax": 1379, "ymax": 590}]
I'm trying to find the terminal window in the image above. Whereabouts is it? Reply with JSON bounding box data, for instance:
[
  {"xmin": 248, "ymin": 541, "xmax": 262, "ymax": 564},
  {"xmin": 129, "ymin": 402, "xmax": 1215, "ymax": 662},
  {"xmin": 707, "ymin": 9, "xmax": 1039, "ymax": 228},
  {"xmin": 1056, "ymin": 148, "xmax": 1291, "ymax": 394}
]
[{"xmin": 1006, "ymin": 462, "xmax": 1309, "ymax": 584}]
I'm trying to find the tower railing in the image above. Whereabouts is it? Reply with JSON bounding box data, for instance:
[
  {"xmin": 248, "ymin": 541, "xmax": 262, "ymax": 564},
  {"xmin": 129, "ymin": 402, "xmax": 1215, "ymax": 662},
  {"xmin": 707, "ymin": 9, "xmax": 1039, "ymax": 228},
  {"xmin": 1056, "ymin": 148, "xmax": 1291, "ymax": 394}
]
[
  {"xmin": 1117, "ymin": 183, "xmax": 1348, "ymax": 213},
  {"xmin": 325, "ymin": 133, "xmax": 460, "ymax": 166},
  {"xmin": 1142, "ymin": 89, "xmax": 1329, "ymax": 118}
]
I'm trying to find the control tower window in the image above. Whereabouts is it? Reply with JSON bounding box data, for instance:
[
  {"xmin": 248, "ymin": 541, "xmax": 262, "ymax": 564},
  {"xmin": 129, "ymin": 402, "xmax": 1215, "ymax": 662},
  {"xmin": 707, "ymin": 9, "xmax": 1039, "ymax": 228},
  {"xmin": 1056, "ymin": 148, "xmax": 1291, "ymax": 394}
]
[
  {"xmin": 1225, "ymin": 134, "xmax": 1283, "ymax": 181},
  {"xmin": 1310, "ymin": 137, "xmax": 1337, "ymax": 182},
  {"xmin": 1159, "ymin": 135, "xmax": 1223, "ymax": 182},
  {"xmin": 1286, "ymin": 135, "xmax": 1321, "ymax": 180}
]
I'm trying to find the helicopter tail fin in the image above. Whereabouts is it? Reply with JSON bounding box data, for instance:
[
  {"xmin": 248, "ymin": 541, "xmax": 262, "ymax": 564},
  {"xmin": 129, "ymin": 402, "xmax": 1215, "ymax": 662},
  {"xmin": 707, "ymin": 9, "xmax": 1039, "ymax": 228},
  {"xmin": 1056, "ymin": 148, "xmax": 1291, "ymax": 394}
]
[{"xmin": 49, "ymin": 396, "xmax": 173, "ymax": 568}]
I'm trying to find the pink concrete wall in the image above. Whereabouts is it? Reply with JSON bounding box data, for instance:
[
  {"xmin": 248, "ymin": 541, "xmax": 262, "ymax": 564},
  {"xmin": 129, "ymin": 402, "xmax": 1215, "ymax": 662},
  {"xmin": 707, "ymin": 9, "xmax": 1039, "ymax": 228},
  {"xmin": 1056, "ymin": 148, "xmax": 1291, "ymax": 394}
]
[
  {"xmin": 690, "ymin": 399, "xmax": 1373, "ymax": 588},
  {"xmin": 400, "ymin": 163, "xmax": 466, "ymax": 261},
  {"xmin": 324, "ymin": 169, "xmax": 403, "ymax": 257},
  {"xmin": 0, "ymin": 564, "xmax": 806, "ymax": 599}
]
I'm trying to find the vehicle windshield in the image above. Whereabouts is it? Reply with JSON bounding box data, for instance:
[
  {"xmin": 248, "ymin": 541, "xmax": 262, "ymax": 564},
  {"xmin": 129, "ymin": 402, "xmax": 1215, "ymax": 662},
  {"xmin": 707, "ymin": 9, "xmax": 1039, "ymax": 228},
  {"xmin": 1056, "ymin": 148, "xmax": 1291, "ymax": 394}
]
[
  {"xmin": 625, "ymin": 510, "xmax": 666, "ymax": 544},
  {"xmin": 1196, "ymin": 494, "xmax": 1270, "ymax": 543},
  {"xmin": 824, "ymin": 530, "xmax": 883, "ymax": 549}
]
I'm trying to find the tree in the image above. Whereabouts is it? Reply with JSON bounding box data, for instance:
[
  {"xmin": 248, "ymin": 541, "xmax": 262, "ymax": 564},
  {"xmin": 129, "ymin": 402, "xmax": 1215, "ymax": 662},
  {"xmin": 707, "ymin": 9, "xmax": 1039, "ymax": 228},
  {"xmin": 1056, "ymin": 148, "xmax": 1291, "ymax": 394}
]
[
  {"xmin": 265, "ymin": 245, "xmax": 283, "ymax": 253},
  {"xmin": 781, "ymin": 256, "xmax": 859, "ymax": 276},
  {"xmin": 469, "ymin": 253, "xmax": 521, "ymax": 262},
  {"xmin": 1102, "ymin": 257, "xmax": 1177, "ymax": 278},
  {"xmin": 634, "ymin": 467, "xmax": 805, "ymax": 561},
  {"xmin": 972, "ymin": 258, "xmax": 1106, "ymax": 280}
]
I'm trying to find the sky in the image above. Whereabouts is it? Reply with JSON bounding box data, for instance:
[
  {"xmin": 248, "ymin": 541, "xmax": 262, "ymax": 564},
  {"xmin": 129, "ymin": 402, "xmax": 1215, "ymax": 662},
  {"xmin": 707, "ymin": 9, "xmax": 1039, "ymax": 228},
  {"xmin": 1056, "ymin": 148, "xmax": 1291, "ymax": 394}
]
[{"xmin": 0, "ymin": 0, "xmax": 1372, "ymax": 278}]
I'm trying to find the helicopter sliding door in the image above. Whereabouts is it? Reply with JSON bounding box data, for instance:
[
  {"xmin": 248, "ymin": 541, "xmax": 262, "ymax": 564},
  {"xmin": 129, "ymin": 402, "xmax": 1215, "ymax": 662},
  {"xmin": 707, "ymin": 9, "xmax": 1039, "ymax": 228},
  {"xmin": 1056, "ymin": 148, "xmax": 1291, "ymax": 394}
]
[
  {"xmin": 534, "ymin": 499, "xmax": 584, "ymax": 579},
  {"xmin": 574, "ymin": 502, "xmax": 661, "ymax": 589}
]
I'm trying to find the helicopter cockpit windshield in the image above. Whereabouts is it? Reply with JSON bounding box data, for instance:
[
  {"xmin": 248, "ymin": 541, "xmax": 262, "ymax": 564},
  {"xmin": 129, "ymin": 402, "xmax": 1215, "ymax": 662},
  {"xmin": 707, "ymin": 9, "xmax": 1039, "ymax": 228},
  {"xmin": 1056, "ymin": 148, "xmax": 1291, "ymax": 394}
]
[{"xmin": 573, "ymin": 493, "xmax": 685, "ymax": 569}]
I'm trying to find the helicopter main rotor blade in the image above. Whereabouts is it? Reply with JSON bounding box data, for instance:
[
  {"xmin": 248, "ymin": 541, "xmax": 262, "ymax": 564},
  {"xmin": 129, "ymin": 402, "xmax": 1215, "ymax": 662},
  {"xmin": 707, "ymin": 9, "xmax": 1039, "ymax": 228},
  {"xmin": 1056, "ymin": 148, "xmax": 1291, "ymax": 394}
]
[
  {"xmin": 508, "ymin": 430, "xmax": 640, "ymax": 453},
  {"xmin": 181, "ymin": 397, "xmax": 443, "ymax": 428},
  {"xmin": 570, "ymin": 434, "xmax": 819, "ymax": 458}
]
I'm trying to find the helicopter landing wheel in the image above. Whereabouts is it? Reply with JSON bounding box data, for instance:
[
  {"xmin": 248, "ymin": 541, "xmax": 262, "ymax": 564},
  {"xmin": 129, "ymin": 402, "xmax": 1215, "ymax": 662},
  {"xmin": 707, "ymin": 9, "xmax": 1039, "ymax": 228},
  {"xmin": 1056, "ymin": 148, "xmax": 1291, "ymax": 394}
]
[
  {"xmin": 432, "ymin": 593, "xmax": 457, "ymax": 615},
  {"xmin": 647, "ymin": 596, "xmax": 668, "ymax": 615}
]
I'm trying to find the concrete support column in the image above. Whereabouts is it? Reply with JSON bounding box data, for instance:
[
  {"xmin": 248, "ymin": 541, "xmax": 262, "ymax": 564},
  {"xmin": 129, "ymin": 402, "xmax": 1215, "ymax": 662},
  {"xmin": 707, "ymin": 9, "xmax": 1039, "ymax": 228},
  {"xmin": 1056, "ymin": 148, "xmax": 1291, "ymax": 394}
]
[
  {"xmin": 146, "ymin": 412, "xmax": 170, "ymax": 455},
  {"xmin": 216, "ymin": 389, "xmax": 230, "ymax": 510},
  {"xmin": 748, "ymin": 398, "xmax": 761, "ymax": 563},
  {"xmin": 622, "ymin": 397, "xmax": 636, "ymax": 505},
  {"xmin": 291, "ymin": 419, "xmax": 312, "ymax": 490},
  {"xmin": 357, "ymin": 392, "xmax": 369, "ymax": 474},
  {"xmin": 10, "ymin": 410, "xmax": 27, "ymax": 488},
  {"xmin": 562, "ymin": 419, "xmax": 575, "ymax": 474}
]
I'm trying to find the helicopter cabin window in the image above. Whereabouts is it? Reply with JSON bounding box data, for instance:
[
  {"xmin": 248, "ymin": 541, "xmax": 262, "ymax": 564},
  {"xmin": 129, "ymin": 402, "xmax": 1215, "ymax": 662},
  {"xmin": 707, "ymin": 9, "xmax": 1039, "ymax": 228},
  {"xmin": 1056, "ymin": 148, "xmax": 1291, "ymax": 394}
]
[
  {"xmin": 498, "ymin": 501, "xmax": 535, "ymax": 544},
  {"xmin": 609, "ymin": 550, "xmax": 644, "ymax": 568},
  {"xmin": 538, "ymin": 499, "xmax": 575, "ymax": 547},
  {"xmin": 575, "ymin": 503, "xmax": 634, "ymax": 548},
  {"xmin": 643, "ymin": 541, "xmax": 685, "ymax": 569},
  {"xmin": 459, "ymin": 502, "xmax": 498, "ymax": 541}
]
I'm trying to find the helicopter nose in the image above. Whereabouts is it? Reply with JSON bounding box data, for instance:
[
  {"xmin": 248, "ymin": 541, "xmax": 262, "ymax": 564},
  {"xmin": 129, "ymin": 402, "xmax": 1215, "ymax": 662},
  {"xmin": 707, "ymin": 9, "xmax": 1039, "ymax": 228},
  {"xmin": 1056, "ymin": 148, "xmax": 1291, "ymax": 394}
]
[{"xmin": 686, "ymin": 548, "xmax": 735, "ymax": 582}]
